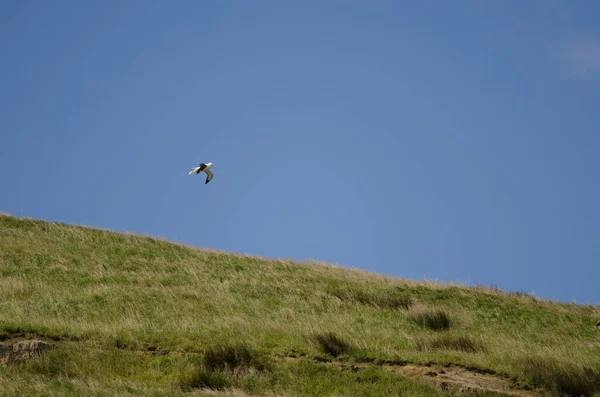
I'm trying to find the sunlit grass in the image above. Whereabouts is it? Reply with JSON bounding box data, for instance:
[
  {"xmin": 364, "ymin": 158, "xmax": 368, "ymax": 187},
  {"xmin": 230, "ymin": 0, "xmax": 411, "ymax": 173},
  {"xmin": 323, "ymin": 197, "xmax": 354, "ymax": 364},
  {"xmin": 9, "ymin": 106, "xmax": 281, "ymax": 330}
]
[{"xmin": 1, "ymin": 214, "xmax": 599, "ymax": 396}]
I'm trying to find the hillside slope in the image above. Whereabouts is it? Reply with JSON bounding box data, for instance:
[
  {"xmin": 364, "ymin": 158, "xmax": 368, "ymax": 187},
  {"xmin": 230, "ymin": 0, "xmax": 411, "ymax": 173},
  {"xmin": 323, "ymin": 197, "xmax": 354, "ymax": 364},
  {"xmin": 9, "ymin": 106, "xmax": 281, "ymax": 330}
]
[{"xmin": 0, "ymin": 215, "xmax": 599, "ymax": 397}]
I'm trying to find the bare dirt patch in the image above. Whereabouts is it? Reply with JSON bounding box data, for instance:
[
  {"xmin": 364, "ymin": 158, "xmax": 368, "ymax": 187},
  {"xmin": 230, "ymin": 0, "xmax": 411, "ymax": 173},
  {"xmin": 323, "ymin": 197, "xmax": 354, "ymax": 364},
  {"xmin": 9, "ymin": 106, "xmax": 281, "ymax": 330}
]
[
  {"xmin": 280, "ymin": 355, "xmax": 540, "ymax": 396},
  {"xmin": 0, "ymin": 339, "xmax": 53, "ymax": 365},
  {"xmin": 383, "ymin": 364, "xmax": 537, "ymax": 397},
  {"xmin": 0, "ymin": 328, "xmax": 81, "ymax": 342}
]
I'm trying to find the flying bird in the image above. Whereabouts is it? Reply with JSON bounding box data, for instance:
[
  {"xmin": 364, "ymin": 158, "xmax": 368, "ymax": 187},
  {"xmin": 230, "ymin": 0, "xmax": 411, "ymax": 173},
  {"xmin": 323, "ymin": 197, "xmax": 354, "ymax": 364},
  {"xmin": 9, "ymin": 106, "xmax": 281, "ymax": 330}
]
[{"xmin": 188, "ymin": 162, "xmax": 216, "ymax": 184}]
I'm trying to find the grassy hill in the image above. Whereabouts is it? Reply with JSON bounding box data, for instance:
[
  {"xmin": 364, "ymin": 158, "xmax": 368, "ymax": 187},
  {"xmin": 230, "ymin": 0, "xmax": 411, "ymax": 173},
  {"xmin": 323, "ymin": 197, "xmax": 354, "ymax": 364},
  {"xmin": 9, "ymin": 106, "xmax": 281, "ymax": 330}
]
[{"xmin": 0, "ymin": 214, "xmax": 599, "ymax": 397}]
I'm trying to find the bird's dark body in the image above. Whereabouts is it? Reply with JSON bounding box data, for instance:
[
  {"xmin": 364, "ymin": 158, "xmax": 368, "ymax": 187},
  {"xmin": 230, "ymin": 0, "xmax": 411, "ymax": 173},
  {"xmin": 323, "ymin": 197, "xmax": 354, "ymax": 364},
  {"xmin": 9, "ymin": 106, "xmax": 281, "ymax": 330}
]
[{"xmin": 198, "ymin": 163, "xmax": 207, "ymax": 172}]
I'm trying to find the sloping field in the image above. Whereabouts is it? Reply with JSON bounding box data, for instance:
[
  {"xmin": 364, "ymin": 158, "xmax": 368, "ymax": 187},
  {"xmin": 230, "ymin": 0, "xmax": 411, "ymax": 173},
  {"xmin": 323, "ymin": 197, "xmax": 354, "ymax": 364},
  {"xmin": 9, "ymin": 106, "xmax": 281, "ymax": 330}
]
[{"xmin": 1, "ymin": 215, "xmax": 599, "ymax": 396}]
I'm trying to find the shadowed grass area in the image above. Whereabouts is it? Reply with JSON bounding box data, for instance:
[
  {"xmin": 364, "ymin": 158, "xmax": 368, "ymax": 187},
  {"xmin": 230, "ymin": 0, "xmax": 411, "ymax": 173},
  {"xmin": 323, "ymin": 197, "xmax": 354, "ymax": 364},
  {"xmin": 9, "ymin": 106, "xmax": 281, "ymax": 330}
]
[
  {"xmin": 414, "ymin": 334, "xmax": 481, "ymax": 353},
  {"xmin": 203, "ymin": 343, "xmax": 272, "ymax": 373},
  {"xmin": 522, "ymin": 356, "xmax": 600, "ymax": 397},
  {"xmin": 178, "ymin": 343, "xmax": 273, "ymax": 391},
  {"xmin": 203, "ymin": 344, "xmax": 253, "ymax": 372},
  {"xmin": 330, "ymin": 285, "xmax": 413, "ymax": 310},
  {"xmin": 177, "ymin": 368, "xmax": 231, "ymax": 391},
  {"xmin": 312, "ymin": 332, "xmax": 353, "ymax": 357},
  {"xmin": 1, "ymin": 214, "xmax": 600, "ymax": 396},
  {"xmin": 408, "ymin": 307, "xmax": 451, "ymax": 330}
]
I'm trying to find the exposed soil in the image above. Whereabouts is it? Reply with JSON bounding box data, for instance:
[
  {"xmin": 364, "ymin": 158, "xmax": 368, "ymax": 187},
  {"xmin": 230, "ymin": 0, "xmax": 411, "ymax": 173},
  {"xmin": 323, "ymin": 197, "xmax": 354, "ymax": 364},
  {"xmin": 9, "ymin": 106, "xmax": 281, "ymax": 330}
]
[
  {"xmin": 114, "ymin": 339, "xmax": 203, "ymax": 355},
  {"xmin": 382, "ymin": 364, "xmax": 537, "ymax": 397},
  {"xmin": 0, "ymin": 339, "xmax": 54, "ymax": 365},
  {"xmin": 281, "ymin": 355, "xmax": 540, "ymax": 397},
  {"xmin": 0, "ymin": 328, "xmax": 81, "ymax": 342}
]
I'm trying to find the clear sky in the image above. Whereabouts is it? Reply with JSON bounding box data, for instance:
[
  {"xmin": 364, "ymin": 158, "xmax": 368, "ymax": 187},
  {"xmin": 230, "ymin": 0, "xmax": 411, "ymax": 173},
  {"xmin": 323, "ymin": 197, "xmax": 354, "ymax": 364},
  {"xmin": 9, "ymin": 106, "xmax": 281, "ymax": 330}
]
[{"xmin": 1, "ymin": 1, "xmax": 599, "ymax": 304}]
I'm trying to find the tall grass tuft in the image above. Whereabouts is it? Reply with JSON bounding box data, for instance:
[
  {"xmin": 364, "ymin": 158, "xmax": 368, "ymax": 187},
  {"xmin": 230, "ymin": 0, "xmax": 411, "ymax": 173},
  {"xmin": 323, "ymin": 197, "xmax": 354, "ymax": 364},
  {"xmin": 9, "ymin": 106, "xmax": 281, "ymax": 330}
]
[
  {"xmin": 408, "ymin": 308, "xmax": 451, "ymax": 330},
  {"xmin": 178, "ymin": 369, "xmax": 230, "ymax": 391},
  {"xmin": 522, "ymin": 356, "xmax": 600, "ymax": 397},
  {"xmin": 178, "ymin": 343, "xmax": 272, "ymax": 391},
  {"xmin": 415, "ymin": 334, "xmax": 480, "ymax": 353},
  {"xmin": 509, "ymin": 290, "xmax": 535, "ymax": 298},
  {"xmin": 203, "ymin": 343, "xmax": 253, "ymax": 373},
  {"xmin": 312, "ymin": 332, "xmax": 353, "ymax": 357},
  {"xmin": 330, "ymin": 286, "xmax": 412, "ymax": 310}
]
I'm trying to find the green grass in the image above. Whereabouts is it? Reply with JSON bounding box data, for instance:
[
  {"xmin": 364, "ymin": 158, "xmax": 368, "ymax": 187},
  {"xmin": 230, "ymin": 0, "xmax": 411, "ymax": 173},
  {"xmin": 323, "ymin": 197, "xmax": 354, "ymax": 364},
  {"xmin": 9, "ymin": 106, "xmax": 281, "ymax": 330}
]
[
  {"xmin": 414, "ymin": 333, "xmax": 481, "ymax": 352},
  {"xmin": 178, "ymin": 368, "xmax": 231, "ymax": 391},
  {"xmin": 522, "ymin": 356, "xmax": 600, "ymax": 397},
  {"xmin": 408, "ymin": 307, "xmax": 452, "ymax": 330},
  {"xmin": 312, "ymin": 332, "xmax": 353, "ymax": 357},
  {"xmin": 1, "ymin": 215, "xmax": 600, "ymax": 396}
]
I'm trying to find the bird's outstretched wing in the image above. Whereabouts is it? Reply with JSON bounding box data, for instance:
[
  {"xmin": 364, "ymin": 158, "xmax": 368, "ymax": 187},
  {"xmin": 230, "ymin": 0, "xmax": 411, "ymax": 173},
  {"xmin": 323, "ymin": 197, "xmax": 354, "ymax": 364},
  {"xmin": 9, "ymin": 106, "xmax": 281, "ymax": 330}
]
[
  {"xmin": 188, "ymin": 167, "xmax": 200, "ymax": 175},
  {"xmin": 205, "ymin": 169, "xmax": 214, "ymax": 184}
]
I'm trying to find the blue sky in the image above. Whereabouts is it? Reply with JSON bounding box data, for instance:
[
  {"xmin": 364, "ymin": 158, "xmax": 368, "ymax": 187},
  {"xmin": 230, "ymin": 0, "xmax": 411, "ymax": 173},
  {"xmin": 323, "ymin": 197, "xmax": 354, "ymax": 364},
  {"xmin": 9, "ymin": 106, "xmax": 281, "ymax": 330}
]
[{"xmin": 1, "ymin": 1, "xmax": 599, "ymax": 304}]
